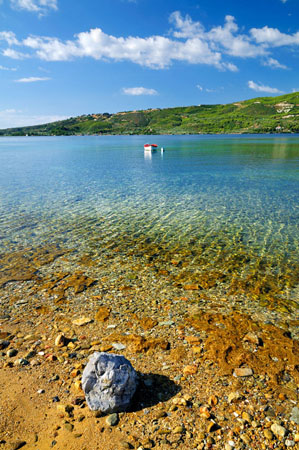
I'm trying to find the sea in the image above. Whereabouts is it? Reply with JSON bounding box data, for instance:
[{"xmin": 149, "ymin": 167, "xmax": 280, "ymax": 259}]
[{"xmin": 0, "ymin": 135, "xmax": 298, "ymax": 316}]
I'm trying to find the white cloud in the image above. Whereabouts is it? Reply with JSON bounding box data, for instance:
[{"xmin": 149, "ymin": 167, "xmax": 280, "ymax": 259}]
[
  {"xmin": 248, "ymin": 80, "xmax": 283, "ymax": 94},
  {"xmin": 1, "ymin": 11, "xmax": 298, "ymax": 72},
  {"xmin": 250, "ymin": 26, "xmax": 299, "ymax": 47},
  {"xmin": 0, "ymin": 109, "xmax": 67, "ymax": 129},
  {"xmin": 292, "ymin": 88, "xmax": 299, "ymax": 93},
  {"xmin": 0, "ymin": 31, "xmax": 19, "ymax": 46},
  {"xmin": 262, "ymin": 57, "xmax": 288, "ymax": 69},
  {"xmin": 196, "ymin": 84, "xmax": 219, "ymax": 93},
  {"xmin": 20, "ymin": 29, "xmax": 228, "ymax": 70},
  {"xmin": 0, "ymin": 108, "xmax": 19, "ymax": 114},
  {"xmin": 122, "ymin": 87, "xmax": 158, "ymax": 96},
  {"xmin": 10, "ymin": 0, "xmax": 58, "ymax": 15},
  {"xmin": 171, "ymin": 12, "xmax": 266, "ymax": 58},
  {"xmin": 169, "ymin": 11, "xmax": 205, "ymax": 39},
  {"xmin": 14, "ymin": 76, "xmax": 51, "ymax": 82},
  {"xmin": 224, "ymin": 62, "xmax": 238, "ymax": 72},
  {"xmin": 0, "ymin": 64, "xmax": 17, "ymax": 70},
  {"xmin": 38, "ymin": 66, "xmax": 50, "ymax": 72},
  {"xmin": 2, "ymin": 48, "xmax": 29, "ymax": 59},
  {"xmin": 207, "ymin": 15, "xmax": 267, "ymax": 58}
]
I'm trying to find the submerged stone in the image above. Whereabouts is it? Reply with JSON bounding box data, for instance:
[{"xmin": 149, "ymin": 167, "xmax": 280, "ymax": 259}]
[
  {"xmin": 290, "ymin": 406, "xmax": 299, "ymax": 424},
  {"xmin": 72, "ymin": 317, "xmax": 93, "ymax": 326},
  {"xmin": 82, "ymin": 352, "xmax": 138, "ymax": 413}
]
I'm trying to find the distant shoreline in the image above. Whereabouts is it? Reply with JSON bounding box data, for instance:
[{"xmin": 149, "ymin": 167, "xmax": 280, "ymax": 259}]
[
  {"xmin": 0, "ymin": 91, "xmax": 298, "ymax": 136},
  {"xmin": 1, "ymin": 131, "xmax": 299, "ymax": 137}
]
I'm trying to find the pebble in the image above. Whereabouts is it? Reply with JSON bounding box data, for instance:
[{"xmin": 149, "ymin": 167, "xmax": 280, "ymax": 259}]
[
  {"xmin": 37, "ymin": 389, "xmax": 45, "ymax": 394},
  {"xmin": 10, "ymin": 442, "xmax": 26, "ymax": 450},
  {"xmin": 290, "ymin": 406, "xmax": 299, "ymax": 424},
  {"xmin": 49, "ymin": 375, "xmax": 59, "ymax": 382},
  {"xmin": 112, "ymin": 343, "xmax": 126, "ymax": 350},
  {"xmin": 241, "ymin": 412, "xmax": 252, "ymax": 422},
  {"xmin": 73, "ymin": 379, "xmax": 82, "ymax": 391},
  {"xmin": 106, "ymin": 413, "xmax": 119, "ymax": 426},
  {"xmin": 207, "ymin": 421, "xmax": 219, "ymax": 432},
  {"xmin": 14, "ymin": 358, "xmax": 29, "ymax": 366},
  {"xmin": 225, "ymin": 444, "xmax": 233, "ymax": 450},
  {"xmin": 173, "ymin": 426, "xmax": 184, "ymax": 434},
  {"xmin": 159, "ymin": 320, "xmax": 175, "ymax": 326},
  {"xmin": 285, "ymin": 440, "xmax": 295, "ymax": 447},
  {"xmin": 270, "ymin": 423, "xmax": 287, "ymax": 439},
  {"xmin": 72, "ymin": 317, "xmax": 93, "ymax": 326},
  {"xmin": 263, "ymin": 429, "xmax": 273, "ymax": 440},
  {"xmin": 199, "ymin": 406, "xmax": 211, "ymax": 419},
  {"xmin": 0, "ymin": 340, "xmax": 10, "ymax": 350},
  {"xmin": 240, "ymin": 434, "xmax": 250, "ymax": 444},
  {"xmin": 120, "ymin": 441, "xmax": 133, "ymax": 449},
  {"xmin": 233, "ymin": 368, "xmax": 253, "ymax": 377},
  {"xmin": 7, "ymin": 349, "xmax": 18, "ymax": 357},
  {"xmin": 64, "ymin": 422, "xmax": 74, "ymax": 432},
  {"xmin": 243, "ymin": 332, "xmax": 259, "ymax": 345},
  {"xmin": 57, "ymin": 404, "xmax": 74, "ymax": 416},
  {"xmin": 208, "ymin": 395, "xmax": 218, "ymax": 406},
  {"xmin": 24, "ymin": 351, "xmax": 35, "ymax": 359},
  {"xmin": 228, "ymin": 392, "xmax": 241, "ymax": 403},
  {"xmin": 154, "ymin": 411, "xmax": 167, "ymax": 419},
  {"xmin": 55, "ymin": 333, "xmax": 67, "ymax": 347},
  {"xmin": 70, "ymin": 369, "xmax": 80, "ymax": 378},
  {"xmin": 183, "ymin": 365, "xmax": 198, "ymax": 376}
]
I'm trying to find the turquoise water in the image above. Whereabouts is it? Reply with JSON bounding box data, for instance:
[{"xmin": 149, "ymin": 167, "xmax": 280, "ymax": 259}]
[{"xmin": 0, "ymin": 135, "xmax": 298, "ymax": 306}]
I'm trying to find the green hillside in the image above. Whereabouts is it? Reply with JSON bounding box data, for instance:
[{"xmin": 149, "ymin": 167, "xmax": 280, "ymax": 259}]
[{"xmin": 1, "ymin": 92, "xmax": 299, "ymax": 136}]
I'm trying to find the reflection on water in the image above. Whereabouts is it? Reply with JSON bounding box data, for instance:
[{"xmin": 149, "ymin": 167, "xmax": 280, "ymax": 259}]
[
  {"xmin": 0, "ymin": 135, "xmax": 298, "ymax": 311},
  {"xmin": 144, "ymin": 150, "xmax": 152, "ymax": 161},
  {"xmin": 272, "ymin": 141, "xmax": 288, "ymax": 159}
]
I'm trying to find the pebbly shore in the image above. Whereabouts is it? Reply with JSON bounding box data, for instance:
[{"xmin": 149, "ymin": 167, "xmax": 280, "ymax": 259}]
[{"xmin": 0, "ymin": 243, "xmax": 298, "ymax": 450}]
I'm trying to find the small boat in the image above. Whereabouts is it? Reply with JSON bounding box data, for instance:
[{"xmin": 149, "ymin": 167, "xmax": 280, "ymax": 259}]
[{"xmin": 144, "ymin": 143, "xmax": 158, "ymax": 151}]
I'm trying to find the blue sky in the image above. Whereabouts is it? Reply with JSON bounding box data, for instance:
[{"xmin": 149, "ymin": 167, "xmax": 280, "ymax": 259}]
[{"xmin": 0, "ymin": 0, "xmax": 298, "ymax": 128}]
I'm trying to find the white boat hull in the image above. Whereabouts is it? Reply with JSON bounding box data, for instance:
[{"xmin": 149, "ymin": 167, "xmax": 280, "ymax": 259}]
[{"xmin": 144, "ymin": 144, "xmax": 158, "ymax": 151}]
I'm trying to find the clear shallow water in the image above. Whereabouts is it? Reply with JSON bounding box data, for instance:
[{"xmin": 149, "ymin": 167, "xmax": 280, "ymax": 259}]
[{"xmin": 0, "ymin": 135, "xmax": 298, "ymax": 309}]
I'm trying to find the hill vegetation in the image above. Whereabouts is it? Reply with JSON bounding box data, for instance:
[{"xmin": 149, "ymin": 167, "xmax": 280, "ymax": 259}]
[{"xmin": 1, "ymin": 92, "xmax": 298, "ymax": 136}]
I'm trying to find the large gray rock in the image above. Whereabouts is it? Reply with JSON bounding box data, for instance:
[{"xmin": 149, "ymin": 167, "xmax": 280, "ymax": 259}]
[{"xmin": 82, "ymin": 352, "xmax": 138, "ymax": 413}]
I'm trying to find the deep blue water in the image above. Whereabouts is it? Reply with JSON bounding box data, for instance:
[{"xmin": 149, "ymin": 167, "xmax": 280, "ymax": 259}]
[{"xmin": 0, "ymin": 135, "xmax": 298, "ymax": 300}]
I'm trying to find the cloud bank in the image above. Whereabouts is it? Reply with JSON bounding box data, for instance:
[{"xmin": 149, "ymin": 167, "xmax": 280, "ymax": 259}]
[{"xmin": 0, "ymin": 11, "xmax": 297, "ymax": 71}]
